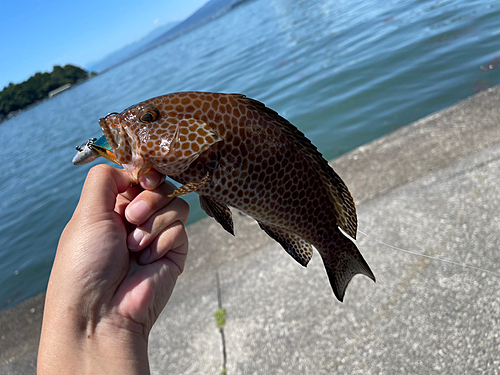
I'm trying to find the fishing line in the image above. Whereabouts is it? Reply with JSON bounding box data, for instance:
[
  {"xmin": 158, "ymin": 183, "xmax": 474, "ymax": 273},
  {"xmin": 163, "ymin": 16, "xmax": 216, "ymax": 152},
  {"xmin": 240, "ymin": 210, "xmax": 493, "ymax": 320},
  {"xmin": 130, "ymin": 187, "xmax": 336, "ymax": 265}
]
[{"xmin": 358, "ymin": 230, "xmax": 500, "ymax": 277}]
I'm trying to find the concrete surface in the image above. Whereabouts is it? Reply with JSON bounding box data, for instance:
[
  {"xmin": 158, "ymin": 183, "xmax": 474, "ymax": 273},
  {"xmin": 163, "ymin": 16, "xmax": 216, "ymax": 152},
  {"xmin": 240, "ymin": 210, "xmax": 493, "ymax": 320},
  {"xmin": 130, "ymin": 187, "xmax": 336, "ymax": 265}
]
[{"xmin": 1, "ymin": 85, "xmax": 500, "ymax": 374}]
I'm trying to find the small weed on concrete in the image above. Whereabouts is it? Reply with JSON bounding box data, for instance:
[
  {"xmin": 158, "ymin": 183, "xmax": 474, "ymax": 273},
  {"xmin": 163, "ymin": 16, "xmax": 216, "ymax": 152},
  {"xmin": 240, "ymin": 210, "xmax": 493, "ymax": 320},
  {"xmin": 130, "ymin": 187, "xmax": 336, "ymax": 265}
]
[{"xmin": 214, "ymin": 307, "xmax": 226, "ymax": 329}]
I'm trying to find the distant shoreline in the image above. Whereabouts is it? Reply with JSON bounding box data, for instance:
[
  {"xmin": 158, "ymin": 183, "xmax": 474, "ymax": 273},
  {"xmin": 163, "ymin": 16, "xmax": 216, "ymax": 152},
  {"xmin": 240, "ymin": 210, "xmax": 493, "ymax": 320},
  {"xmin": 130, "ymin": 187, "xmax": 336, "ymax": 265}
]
[
  {"xmin": 0, "ymin": 75, "xmax": 95, "ymax": 125},
  {"xmin": 0, "ymin": 98, "xmax": 48, "ymax": 124},
  {"xmin": 0, "ymin": 65, "xmax": 94, "ymax": 124}
]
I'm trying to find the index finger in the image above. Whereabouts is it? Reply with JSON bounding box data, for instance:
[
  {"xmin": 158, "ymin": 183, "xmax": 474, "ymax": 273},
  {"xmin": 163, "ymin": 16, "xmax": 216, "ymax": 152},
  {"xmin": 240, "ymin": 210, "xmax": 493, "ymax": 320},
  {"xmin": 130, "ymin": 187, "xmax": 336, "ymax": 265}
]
[{"xmin": 125, "ymin": 181, "xmax": 178, "ymax": 225}]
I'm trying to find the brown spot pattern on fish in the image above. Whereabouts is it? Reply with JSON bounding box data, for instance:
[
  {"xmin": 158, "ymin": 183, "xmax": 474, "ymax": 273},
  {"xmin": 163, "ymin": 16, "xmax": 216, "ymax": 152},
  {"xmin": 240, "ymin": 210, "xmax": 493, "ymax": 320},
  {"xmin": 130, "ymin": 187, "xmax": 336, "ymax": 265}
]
[{"xmin": 98, "ymin": 92, "xmax": 375, "ymax": 301}]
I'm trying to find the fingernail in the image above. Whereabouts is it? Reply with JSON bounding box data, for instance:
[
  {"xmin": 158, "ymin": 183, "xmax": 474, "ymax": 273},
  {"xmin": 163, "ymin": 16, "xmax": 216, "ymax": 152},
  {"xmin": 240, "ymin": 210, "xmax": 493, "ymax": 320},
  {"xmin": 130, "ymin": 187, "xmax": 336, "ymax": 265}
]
[
  {"xmin": 128, "ymin": 229, "xmax": 144, "ymax": 250},
  {"xmin": 138, "ymin": 247, "xmax": 151, "ymax": 265},
  {"xmin": 140, "ymin": 173, "xmax": 159, "ymax": 190},
  {"xmin": 127, "ymin": 200, "xmax": 150, "ymax": 223}
]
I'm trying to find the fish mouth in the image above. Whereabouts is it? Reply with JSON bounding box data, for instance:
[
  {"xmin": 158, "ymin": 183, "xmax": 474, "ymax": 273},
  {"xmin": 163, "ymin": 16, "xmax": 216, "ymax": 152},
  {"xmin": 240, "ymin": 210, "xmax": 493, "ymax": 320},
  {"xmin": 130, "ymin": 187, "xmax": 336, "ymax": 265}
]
[
  {"xmin": 98, "ymin": 114, "xmax": 153, "ymax": 185},
  {"xmin": 98, "ymin": 115, "xmax": 123, "ymax": 161}
]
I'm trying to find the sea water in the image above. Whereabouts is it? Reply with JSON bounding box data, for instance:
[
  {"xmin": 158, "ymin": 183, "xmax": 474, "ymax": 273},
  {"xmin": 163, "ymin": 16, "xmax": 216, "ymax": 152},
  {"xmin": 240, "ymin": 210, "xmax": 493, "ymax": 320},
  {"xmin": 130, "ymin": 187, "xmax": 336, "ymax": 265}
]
[{"xmin": 1, "ymin": 0, "xmax": 499, "ymax": 310}]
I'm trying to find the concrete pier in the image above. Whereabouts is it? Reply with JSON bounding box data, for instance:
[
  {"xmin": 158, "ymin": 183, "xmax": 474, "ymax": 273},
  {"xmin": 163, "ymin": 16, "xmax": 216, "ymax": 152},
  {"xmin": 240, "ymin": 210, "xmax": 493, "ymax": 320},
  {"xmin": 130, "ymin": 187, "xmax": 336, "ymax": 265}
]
[{"xmin": 1, "ymin": 86, "xmax": 500, "ymax": 374}]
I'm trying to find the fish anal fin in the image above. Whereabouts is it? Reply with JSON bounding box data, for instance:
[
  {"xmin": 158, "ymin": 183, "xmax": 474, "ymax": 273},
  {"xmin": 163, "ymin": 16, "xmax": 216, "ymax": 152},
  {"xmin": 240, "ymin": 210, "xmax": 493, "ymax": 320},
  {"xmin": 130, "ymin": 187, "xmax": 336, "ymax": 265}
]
[
  {"xmin": 258, "ymin": 223, "xmax": 313, "ymax": 267},
  {"xmin": 168, "ymin": 172, "xmax": 210, "ymax": 197},
  {"xmin": 319, "ymin": 232, "xmax": 375, "ymax": 302},
  {"xmin": 200, "ymin": 195, "xmax": 234, "ymax": 236}
]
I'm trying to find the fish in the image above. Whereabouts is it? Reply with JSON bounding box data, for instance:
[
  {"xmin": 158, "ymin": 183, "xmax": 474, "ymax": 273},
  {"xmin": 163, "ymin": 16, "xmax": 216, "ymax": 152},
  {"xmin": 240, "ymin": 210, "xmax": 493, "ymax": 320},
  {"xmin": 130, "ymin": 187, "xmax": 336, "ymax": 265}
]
[{"xmin": 86, "ymin": 92, "xmax": 375, "ymax": 301}]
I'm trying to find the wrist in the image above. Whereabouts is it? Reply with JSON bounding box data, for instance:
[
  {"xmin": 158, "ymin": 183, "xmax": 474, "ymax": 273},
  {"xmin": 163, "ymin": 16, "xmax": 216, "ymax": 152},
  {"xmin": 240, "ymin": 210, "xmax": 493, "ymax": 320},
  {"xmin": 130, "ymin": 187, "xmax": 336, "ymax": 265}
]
[
  {"xmin": 38, "ymin": 304, "xmax": 150, "ymax": 375},
  {"xmin": 84, "ymin": 323, "xmax": 150, "ymax": 375}
]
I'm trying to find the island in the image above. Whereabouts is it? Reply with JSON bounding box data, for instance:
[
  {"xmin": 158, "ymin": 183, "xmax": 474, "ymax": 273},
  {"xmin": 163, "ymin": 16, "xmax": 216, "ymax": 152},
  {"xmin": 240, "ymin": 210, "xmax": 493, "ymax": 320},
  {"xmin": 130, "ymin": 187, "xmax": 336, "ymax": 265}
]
[{"xmin": 0, "ymin": 65, "xmax": 95, "ymax": 122}]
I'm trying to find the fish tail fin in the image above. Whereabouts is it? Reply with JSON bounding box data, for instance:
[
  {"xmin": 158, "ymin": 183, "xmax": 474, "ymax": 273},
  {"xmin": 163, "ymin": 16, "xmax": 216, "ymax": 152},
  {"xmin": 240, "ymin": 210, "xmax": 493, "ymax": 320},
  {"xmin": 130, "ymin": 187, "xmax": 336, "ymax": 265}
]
[{"xmin": 319, "ymin": 232, "xmax": 375, "ymax": 302}]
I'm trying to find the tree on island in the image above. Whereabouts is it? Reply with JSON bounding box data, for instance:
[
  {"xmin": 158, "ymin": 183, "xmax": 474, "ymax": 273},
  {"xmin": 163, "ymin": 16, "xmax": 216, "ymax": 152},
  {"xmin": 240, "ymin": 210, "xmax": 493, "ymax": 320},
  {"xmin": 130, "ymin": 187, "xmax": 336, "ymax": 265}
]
[{"xmin": 0, "ymin": 64, "xmax": 91, "ymax": 118}]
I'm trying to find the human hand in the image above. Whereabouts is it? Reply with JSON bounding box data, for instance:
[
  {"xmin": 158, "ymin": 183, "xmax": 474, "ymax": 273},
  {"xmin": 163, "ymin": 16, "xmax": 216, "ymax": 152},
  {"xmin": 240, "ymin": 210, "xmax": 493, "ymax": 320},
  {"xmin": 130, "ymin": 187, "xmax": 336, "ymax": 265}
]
[{"xmin": 37, "ymin": 165, "xmax": 189, "ymax": 375}]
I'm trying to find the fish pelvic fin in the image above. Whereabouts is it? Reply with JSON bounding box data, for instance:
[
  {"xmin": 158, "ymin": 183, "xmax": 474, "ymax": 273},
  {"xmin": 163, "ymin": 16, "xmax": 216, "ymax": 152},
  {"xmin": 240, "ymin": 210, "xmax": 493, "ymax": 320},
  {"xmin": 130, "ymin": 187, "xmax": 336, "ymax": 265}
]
[
  {"xmin": 169, "ymin": 172, "xmax": 210, "ymax": 197},
  {"xmin": 320, "ymin": 232, "xmax": 375, "ymax": 302},
  {"xmin": 258, "ymin": 222, "xmax": 313, "ymax": 267},
  {"xmin": 200, "ymin": 195, "xmax": 234, "ymax": 236}
]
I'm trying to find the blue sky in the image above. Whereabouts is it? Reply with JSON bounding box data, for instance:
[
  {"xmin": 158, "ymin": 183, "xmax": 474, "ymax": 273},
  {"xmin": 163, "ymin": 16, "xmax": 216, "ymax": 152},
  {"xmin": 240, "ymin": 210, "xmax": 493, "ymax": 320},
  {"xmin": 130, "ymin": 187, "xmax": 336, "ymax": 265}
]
[{"xmin": 0, "ymin": 0, "xmax": 208, "ymax": 89}]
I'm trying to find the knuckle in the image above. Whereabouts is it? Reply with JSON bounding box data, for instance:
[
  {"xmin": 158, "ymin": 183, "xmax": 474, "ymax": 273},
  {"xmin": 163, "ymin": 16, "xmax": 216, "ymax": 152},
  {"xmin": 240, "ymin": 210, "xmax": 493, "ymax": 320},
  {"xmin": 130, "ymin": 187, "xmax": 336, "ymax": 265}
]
[
  {"xmin": 88, "ymin": 164, "xmax": 110, "ymax": 177},
  {"xmin": 175, "ymin": 198, "xmax": 190, "ymax": 214}
]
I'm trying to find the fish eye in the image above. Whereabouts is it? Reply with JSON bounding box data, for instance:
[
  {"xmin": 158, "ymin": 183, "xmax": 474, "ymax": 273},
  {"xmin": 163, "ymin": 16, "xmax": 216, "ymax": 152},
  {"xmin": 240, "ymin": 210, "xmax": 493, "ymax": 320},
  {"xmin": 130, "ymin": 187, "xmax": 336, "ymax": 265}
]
[{"xmin": 139, "ymin": 106, "xmax": 160, "ymax": 123}]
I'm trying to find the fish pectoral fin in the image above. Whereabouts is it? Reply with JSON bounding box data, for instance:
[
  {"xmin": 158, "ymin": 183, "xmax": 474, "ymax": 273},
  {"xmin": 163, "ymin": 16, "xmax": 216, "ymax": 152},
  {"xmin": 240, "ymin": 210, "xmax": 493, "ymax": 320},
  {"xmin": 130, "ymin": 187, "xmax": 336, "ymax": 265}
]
[
  {"xmin": 258, "ymin": 223, "xmax": 313, "ymax": 267},
  {"xmin": 199, "ymin": 196, "xmax": 234, "ymax": 236},
  {"xmin": 168, "ymin": 172, "xmax": 210, "ymax": 197}
]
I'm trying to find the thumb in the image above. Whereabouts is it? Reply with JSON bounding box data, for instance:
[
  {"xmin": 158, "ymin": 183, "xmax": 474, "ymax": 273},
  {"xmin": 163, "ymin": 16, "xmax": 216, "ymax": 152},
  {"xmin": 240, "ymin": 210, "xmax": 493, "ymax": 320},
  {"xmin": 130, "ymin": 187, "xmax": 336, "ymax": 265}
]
[{"xmin": 78, "ymin": 165, "xmax": 131, "ymax": 216}]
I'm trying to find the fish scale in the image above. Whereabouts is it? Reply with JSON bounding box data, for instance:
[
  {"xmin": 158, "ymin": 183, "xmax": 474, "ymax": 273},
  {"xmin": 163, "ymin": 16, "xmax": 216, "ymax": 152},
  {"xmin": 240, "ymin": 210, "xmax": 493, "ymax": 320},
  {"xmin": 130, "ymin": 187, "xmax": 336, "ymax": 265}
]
[{"xmin": 92, "ymin": 91, "xmax": 375, "ymax": 301}]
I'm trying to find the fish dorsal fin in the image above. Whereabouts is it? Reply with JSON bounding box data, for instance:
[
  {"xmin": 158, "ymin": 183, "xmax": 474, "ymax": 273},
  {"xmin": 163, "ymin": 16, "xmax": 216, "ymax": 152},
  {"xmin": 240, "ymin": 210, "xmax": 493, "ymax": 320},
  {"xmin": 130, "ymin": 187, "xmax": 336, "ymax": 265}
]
[
  {"xmin": 199, "ymin": 196, "xmax": 234, "ymax": 236},
  {"xmin": 156, "ymin": 118, "xmax": 222, "ymax": 176},
  {"xmin": 241, "ymin": 96, "xmax": 358, "ymax": 239},
  {"xmin": 258, "ymin": 222, "xmax": 313, "ymax": 267}
]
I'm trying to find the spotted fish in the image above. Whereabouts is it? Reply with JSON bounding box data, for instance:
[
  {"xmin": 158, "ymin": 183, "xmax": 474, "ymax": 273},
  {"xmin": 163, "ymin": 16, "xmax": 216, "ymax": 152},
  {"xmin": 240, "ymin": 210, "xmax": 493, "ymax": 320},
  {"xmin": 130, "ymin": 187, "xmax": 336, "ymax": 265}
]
[{"xmin": 92, "ymin": 92, "xmax": 375, "ymax": 301}]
